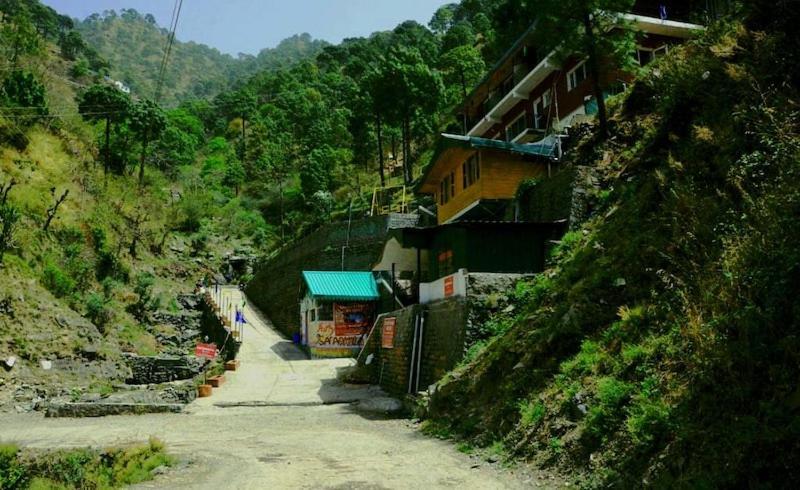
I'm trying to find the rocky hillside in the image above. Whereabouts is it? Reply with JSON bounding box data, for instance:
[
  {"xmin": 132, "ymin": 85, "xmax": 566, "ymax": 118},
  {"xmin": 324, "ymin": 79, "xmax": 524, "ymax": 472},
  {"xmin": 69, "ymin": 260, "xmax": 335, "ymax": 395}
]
[
  {"xmin": 426, "ymin": 5, "xmax": 800, "ymax": 488},
  {"xmin": 0, "ymin": 4, "xmax": 257, "ymax": 412}
]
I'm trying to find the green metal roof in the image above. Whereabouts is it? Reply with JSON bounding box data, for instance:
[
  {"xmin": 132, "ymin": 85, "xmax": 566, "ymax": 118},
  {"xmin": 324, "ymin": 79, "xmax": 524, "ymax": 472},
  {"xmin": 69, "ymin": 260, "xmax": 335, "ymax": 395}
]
[{"xmin": 302, "ymin": 271, "xmax": 379, "ymax": 301}]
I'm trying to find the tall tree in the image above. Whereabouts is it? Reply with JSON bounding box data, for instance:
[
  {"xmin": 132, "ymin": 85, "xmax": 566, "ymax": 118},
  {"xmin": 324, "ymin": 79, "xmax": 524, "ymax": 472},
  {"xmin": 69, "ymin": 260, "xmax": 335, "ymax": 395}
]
[
  {"xmin": 531, "ymin": 0, "xmax": 637, "ymax": 138},
  {"xmin": 78, "ymin": 84, "xmax": 131, "ymax": 176},
  {"xmin": 376, "ymin": 47, "xmax": 444, "ymax": 184},
  {"xmin": 130, "ymin": 99, "xmax": 167, "ymax": 185}
]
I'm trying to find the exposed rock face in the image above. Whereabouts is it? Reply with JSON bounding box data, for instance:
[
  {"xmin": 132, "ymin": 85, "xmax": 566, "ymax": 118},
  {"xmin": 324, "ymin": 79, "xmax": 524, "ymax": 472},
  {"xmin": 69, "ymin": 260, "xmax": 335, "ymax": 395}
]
[{"xmin": 124, "ymin": 354, "xmax": 205, "ymax": 385}]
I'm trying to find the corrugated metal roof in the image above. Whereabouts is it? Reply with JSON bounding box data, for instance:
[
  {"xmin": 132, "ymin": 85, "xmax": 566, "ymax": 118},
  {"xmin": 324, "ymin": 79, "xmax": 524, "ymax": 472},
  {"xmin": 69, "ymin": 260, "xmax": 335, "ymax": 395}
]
[{"xmin": 302, "ymin": 271, "xmax": 379, "ymax": 301}]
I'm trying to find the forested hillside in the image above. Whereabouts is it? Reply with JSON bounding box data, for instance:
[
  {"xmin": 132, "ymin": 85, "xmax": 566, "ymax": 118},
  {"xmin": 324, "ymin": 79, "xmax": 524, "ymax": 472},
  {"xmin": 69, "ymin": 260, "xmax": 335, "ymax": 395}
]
[
  {"xmin": 426, "ymin": 1, "xmax": 800, "ymax": 487},
  {"xmin": 74, "ymin": 9, "xmax": 328, "ymax": 105},
  {"xmin": 0, "ymin": 0, "xmax": 262, "ymax": 407}
]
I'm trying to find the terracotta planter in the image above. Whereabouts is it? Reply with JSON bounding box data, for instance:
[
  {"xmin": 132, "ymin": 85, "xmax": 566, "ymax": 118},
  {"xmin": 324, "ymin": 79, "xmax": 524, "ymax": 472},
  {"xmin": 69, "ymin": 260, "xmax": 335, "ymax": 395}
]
[
  {"xmin": 225, "ymin": 360, "xmax": 240, "ymax": 371},
  {"xmin": 197, "ymin": 384, "xmax": 213, "ymax": 397},
  {"xmin": 208, "ymin": 375, "xmax": 225, "ymax": 388}
]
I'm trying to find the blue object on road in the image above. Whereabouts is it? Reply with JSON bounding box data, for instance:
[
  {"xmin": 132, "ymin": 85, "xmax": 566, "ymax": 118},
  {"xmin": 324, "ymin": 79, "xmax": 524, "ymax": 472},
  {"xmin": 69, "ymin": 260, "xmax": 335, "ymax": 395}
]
[{"xmin": 292, "ymin": 333, "xmax": 301, "ymax": 344}]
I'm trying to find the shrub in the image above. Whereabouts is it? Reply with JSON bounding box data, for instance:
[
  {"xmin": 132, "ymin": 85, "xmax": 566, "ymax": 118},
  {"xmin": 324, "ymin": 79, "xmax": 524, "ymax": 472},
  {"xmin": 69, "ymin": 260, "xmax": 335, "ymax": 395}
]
[
  {"xmin": 127, "ymin": 273, "xmax": 160, "ymax": 322},
  {"xmin": 626, "ymin": 397, "xmax": 672, "ymax": 445},
  {"xmin": 585, "ymin": 377, "xmax": 633, "ymax": 440},
  {"xmin": 42, "ymin": 262, "xmax": 75, "ymax": 298},
  {"xmin": 519, "ymin": 400, "xmax": 546, "ymax": 428},
  {"xmin": 85, "ymin": 292, "xmax": 112, "ymax": 331},
  {"xmin": 0, "ymin": 444, "xmax": 27, "ymax": 489}
]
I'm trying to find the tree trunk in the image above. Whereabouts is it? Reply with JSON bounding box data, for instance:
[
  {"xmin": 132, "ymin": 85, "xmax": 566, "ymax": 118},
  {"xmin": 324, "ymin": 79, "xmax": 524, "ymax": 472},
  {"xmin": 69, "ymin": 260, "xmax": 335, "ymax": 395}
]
[
  {"xmin": 583, "ymin": 11, "xmax": 608, "ymax": 139},
  {"xmin": 104, "ymin": 117, "xmax": 111, "ymax": 177},
  {"xmin": 401, "ymin": 118, "xmax": 408, "ymax": 184},
  {"xmin": 241, "ymin": 115, "xmax": 247, "ymax": 166},
  {"xmin": 138, "ymin": 130, "xmax": 149, "ymax": 186},
  {"xmin": 391, "ymin": 132, "xmax": 398, "ymax": 168},
  {"xmin": 403, "ymin": 115, "xmax": 412, "ymax": 184},
  {"xmin": 279, "ymin": 179, "xmax": 285, "ymax": 242},
  {"xmin": 376, "ymin": 112, "xmax": 386, "ymax": 188}
]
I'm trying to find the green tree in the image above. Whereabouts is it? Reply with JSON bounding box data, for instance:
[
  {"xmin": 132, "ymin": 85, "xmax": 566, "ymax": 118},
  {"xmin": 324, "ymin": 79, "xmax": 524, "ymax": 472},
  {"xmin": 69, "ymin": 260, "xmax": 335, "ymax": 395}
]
[
  {"xmin": 0, "ymin": 8, "xmax": 40, "ymax": 64},
  {"xmin": 78, "ymin": 84, "xmax": 131, "ymax": 176},
  {"xmin": 0, "ymin": 179, "xmax": 19, "ymax": 265},
  {"xmin": 530, "ymin": 0, "xmax": 637, "ymax": 138},
  {"xmin": 1, "ymin": 70, "xmax": 47, "ymax": 126},
  {"xmin": 58, "ymin": 30, "xmax": 85, "ymax": 60},
  {"xmin": 129, "ymin": 99, "xmax": 167, "ymax": 185},
  {"xmin": 439, "ymin": 44, "xmax": 486, "ymax": 109},
  {"xmin": 222, "ymin": 158, "xmax": 245, "ymax": 196},
  {"xmin": 375, "ymin": 46, "xmax": 444, "ymax": 183}
]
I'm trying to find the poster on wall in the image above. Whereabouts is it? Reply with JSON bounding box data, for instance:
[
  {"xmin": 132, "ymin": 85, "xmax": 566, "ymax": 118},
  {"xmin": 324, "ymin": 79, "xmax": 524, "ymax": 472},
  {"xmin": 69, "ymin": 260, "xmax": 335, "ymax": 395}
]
[
  {"xmin": 444, "ymin": 276, "xmax": 455, "ymax": 297},
  {"xmin": 382, "ymin": 317, "xmax": 396, "ymax": 349},
  {"xmin": 312, "ymin": 321, "xmax": 363, "ymax": 348},
  {"xmin": 334, "ymin": 303, "xmax": 373, "ymax": 337}
]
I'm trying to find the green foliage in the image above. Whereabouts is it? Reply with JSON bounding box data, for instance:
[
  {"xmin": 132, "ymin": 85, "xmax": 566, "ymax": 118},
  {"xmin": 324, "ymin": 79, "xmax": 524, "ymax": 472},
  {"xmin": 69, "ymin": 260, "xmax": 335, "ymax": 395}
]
[
  {"xmin": 0, "ymin": 444, "xmax": 26, "ymax": 490},
  {"xmin": 0, "ymin": 200, "xmax": 20, "ymax": 265},
  {"xmin": 58, "ymin": 30, "xmax": 85, "ymax": 60},
  {"xmin": 519, "ymin": 400, "xmax": 546, "ymax": 428},
  {"xmin": 85, "ymin": 292, "xmax": 111, "ymax": 330},
  {"xmin": 0, "ymin": 439, "xmax": 174, "ymax": 489},
  {"xmin": 1, "ymin": 70, "xmax": 47, "ymax": 125},
  {"xmin": 127, "ymin": 272, "xmax": 159, "ymax": 322},
  {"xmin": 42, "ymin": 261, "xmax": 75, "ymax": 298}
]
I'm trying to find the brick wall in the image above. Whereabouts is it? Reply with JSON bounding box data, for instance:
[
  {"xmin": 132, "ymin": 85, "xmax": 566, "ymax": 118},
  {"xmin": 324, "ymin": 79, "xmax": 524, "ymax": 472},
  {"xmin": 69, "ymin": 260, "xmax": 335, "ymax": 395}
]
[{"xmin": 356, "ymin": 298, "xmax": 468, "ymax": 396}]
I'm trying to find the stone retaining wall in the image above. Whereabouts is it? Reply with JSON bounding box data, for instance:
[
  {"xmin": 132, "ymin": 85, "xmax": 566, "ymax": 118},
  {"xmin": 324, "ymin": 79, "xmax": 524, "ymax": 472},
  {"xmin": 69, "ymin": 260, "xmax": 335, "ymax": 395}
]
[
  {"xmin": 46, "ymin": 402, "xmax": 184, "ymax": 418},
  {"xmin": 123, "ymin": 354, "xmax": 204, "ymax": 385}
]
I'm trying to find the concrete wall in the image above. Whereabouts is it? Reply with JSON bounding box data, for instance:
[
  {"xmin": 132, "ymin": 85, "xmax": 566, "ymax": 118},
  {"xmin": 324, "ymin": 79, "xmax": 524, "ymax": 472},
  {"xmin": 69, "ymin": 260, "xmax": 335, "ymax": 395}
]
[{"xmin": 246, "ymin": 216, "xmax": 391, "ymax": 338}]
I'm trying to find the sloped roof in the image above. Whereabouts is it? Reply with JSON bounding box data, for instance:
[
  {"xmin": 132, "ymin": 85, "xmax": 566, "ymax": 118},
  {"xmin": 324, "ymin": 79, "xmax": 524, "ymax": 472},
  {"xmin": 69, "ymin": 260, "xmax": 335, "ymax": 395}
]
[{"xmin": 302, "ymin": 271, "xmax": 379, "ymax": 301}]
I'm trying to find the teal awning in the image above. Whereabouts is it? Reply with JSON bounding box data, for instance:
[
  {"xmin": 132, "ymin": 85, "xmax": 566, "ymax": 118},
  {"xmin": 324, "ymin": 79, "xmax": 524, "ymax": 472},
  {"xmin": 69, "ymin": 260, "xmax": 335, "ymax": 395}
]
[{"xmin": 302, "ymin": 271, "xmax": 379, "ymax": 302}]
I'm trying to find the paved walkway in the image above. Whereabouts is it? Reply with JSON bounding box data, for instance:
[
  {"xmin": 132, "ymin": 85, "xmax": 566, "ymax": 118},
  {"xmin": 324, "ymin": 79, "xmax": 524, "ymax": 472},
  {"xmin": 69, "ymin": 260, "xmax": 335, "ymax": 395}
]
[
  {"xmin": 0, "ymin": 289, "xmax": 548, "ymax": 489},
  {"xmin": 192, "ymin": 287, "xmax": 379, "ymax": 410}
]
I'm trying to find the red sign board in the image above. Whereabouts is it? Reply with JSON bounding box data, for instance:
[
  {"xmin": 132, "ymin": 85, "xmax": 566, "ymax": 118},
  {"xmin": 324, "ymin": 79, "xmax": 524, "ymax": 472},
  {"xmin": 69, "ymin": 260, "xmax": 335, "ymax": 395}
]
[
  {"xmin": 444, "ymin": 276, "xmax": 455, "ymax": 297},
  {"xmin": 195, "ymin": 343, "xmax": 217, "ymax": 359},
  {"xmin": 382, "ymin": 317, "xmax": 397, "ymax": 349}
]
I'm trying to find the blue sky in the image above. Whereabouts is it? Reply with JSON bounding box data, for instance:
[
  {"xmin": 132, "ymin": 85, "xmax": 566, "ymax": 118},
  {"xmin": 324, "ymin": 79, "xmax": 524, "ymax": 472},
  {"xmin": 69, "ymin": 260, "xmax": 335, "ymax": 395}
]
[{"xmin": 41, "ymin": 0, "xmax": 449, "ymax": 56}]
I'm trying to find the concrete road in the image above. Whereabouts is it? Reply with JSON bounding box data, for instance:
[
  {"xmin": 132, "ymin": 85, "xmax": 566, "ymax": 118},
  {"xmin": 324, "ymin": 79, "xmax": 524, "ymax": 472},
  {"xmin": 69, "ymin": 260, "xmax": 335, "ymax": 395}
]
[{"xmin": 0, "ymin": 288, "xmax": 551, "ymax": 489}]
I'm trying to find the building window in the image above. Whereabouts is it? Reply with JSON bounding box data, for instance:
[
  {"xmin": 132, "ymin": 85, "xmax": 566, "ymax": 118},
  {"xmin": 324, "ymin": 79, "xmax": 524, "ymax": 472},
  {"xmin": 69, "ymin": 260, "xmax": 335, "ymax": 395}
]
[
  {"xmin": 505, "ymin": 113, "xmax": 528, "ymax": 142},
  {"xmin": 440, "ymin": 172, "xmax": 456, "ymax": 205},
  {"xmin": 463, "ymin": 154, "xmax": 480, "ymax": 189},
  {"xmin": 318, "ymin": 303, "xmax": 333, "ymax": 321},
  {"xmin": 567, "ymin": 61, "xmax": 588, "ymax": 91},
  {"xmin": 310, "ymin": 309, "xmax": 316, "ymax": 322},
  {"xmin": 637, "ymin": 45, "xmax": 669, "ymax": 66}
]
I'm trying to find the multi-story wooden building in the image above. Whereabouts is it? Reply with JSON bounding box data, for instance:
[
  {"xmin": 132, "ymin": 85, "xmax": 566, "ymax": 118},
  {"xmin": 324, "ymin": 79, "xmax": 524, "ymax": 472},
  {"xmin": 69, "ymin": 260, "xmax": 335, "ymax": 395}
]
[{"xmin": 418, "ymin": 5, "xmax": 703, "ymax": 225}]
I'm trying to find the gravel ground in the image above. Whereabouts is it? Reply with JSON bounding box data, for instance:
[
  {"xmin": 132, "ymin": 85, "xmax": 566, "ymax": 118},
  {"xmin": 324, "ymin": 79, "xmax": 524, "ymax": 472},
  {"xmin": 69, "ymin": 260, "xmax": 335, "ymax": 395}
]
[{"xmin": 0, "ymin": 289, "xmax": 562, "ymax": 489}]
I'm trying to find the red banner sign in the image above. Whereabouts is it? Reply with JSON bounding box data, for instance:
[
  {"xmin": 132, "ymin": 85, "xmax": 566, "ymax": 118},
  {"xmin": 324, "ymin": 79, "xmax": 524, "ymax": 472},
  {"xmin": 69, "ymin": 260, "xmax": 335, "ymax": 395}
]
[
  {"xmin": 382, "ymin": 317, "xmax": 397, "ymax": 349},
  {"xmin": 444, "ymin": 276, "xmax": 455, "ymax": 297},
  {"xmin": 195, "ymin": 343, "xmax": 217, "ymax": 359}
]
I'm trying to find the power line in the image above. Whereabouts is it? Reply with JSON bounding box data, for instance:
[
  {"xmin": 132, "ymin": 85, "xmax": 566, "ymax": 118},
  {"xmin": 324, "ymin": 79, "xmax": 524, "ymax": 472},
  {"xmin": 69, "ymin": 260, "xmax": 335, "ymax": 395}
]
[{"xmin": 155, "ymin": 0, "xmax": 184, "ymax": 103}]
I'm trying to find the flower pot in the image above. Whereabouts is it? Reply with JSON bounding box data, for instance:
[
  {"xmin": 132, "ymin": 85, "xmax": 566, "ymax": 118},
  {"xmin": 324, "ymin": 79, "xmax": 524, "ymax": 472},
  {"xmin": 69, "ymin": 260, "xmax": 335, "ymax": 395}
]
[
  {"xmin": 208, "ymin": 375, "xmax": 225, "ymax": 388},
  {"xmin": 197, "ymin": 384, "xmax": 213, "ymax": 397},
  {"xmin": 225, "ymin": 360, "xmax": 240, "ymax": 371}
]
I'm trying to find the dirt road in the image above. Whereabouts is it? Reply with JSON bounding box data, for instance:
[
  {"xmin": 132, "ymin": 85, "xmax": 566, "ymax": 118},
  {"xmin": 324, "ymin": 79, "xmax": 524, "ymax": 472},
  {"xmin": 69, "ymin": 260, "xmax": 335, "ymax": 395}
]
[{"xmin": 0, "ymin": 289, "xmax": 552, "ymax": 489}]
